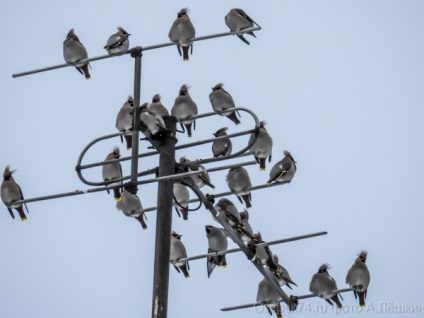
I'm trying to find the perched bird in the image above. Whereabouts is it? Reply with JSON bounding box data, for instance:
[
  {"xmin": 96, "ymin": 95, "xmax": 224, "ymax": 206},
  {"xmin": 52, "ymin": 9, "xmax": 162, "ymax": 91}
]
[
  {"xmin": 63, "ymin": 28, "xmax": 91, "ymax": 79},
  {"xmin": 1, "ymin": 166, "xmax": 28, "ymax": 221},
  {"xmin": 226, "ymin": 166, "xmax": 252, "ymax": 208},
  {"xmin": 168, "ymin": 8, "xmax": 196, "ymax": 60},
  {"xmin": 209, "ymin": 83, "xmax": 240, "ymax": 125},
  {"xmin": 148, "ymin": 94, "xmax": 170, "ymax": 117},
  {"xmin": 139, "ymin": 103, "xmax": 169, "ymax": 139},
  {"xmin": 173, "ymin": 182, "xmax": 190, "ymax": 220},
  {"xmin": 180, "ymin": 157, "xmax": 215, "ymax": 189},
  {"xmin": 239, "ymin": 209, "xmax": 254, "ymax": 242},
  {"xmin": 249, "ymin": 121, "xmax": 273, "ymax": 170},
  {"xmin": 256, "ymin": 278, "xmax": 283, "ymax": 318},
  {"xmin": 104, "ymin": 26, "xmax": 130, "ymax": 55},
  {"xmin": 268, "ymin": 151, "xmax": 297, "ymax": 185},
  {"xmin": 225, "ymin": 8, "xmax": 258, "ymax": 45},
  {"xmin": 272, "ymin": 254, "xmax": 298, "ymax": 290},
  {"xmin": 212, "ymin": 127, "xmax": 232, "ymax": 157},
  {"xmin": 346, "ymin": 250, "xmax": 370, "ymax": 307},
  {"xmin": 102, "ymin": 147, "xmax": 123, "ymax": 201},
  {"xmin": 115, "ymin": 96, "xmax": 134, "ymax": 150},
  {"xmin": 171, "ymin": 85, "xmax": 198, "ymax": 137},
  {"xmin": 205, "ymin": 225, "xmax": 228, "ymax": 278},
  {"xmin": 214, "ymin": 198, "xmax": 243, "ymax": 231},
  {"xmin": 310, "ymin": 264, "xmax": 343, "ymax": 308},
  {"xmin": 116, "ymin": 189, "xmax": 147, "ymax": 229},
  {"xmin": 170, "ymin": 231, "xmax": 190, "ymax": 278},
  {"xmin": 247, "ymin": 232, "xmax": 277, "ymax": 271}
]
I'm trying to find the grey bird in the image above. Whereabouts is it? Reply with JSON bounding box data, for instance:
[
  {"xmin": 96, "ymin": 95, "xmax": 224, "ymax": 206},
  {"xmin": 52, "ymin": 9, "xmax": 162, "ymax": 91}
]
[
  {"xmin": 63, "ymin": 28, "xmax": 91, "ymax": 79},
  {"xmin": 171, "ymin": 85, "xmax": 198, "ymax": 138},
  {"xmin": 213, "ymin": 198, "xmax": 243, "ymax": 232},
  {"xmin": 267, "ymin": 151, "xmax": 297, "ymax": 185},
  {"xmin": 104, "ymin": 26, "xmax": 130, "ymax": 55},
  {"xmin": 102, "ymin": 147, "xmax": 123, "ymax": 201},
  {"xmin": 173, "ymin": 182, "xmax": 190, "ymax": 220},
  {"xmin": 1, "ymin": 166, "xmax": 28, "ymax": 221},
  {"xmin": 180, "ymin": 157, "xmax": 215, "ymax": 189},
  {"xmin": 256, "ymin": 278, "xmax": 283, "ymax": 318},
  {"xmin": 249, "ymin": 121, "xmax": 273, "ymax": 171},
  {"xmin": 225, "ymin": 8, "xmax": 259, "ymax": 45},
  {"xmin": 310, "ymin": 264, "xmax": 343, "ymax": 308},
  {"xmin": 170, "ymin": 231, "xmax": 190, "ymax": 278},
  {"xmin": 212, "ymin": 127, "xmax": 232, "ymax": 157},
  {"xmin": 168, "ymin": 8, "xmax": 196, "ymax": 61},
  {"xmin": 116, "ymin": 189, "xmax": 147, "ymax": 229},
  {"xmin": 226, "ymin": 166, "xmax": 252, "ymax": 208},
  {"xmin": 116, "ymin": 96, "xmax": 134, "ymax": 150},
  {"xmin": 239, "ymin": 209, "xmax": 254, "ymax": 242},
  {"xmin": 346, "ymin": 250, "xmax": 370, "ymax": 307},
  {"xmin": 272, "ymin": 254, "xmax": 298, "ymax": 289},
  {"xmin": 139, "ymin": 103, "xmax": 170, "ymax": 139},
  {"xmin": 148, "ymin": 94, "xmax": 170, "ymax": 117},
  {"xmin": 247, "ymin": 232, "xmax": 277, "ymax": 271},
  {"xmin": 205, "ymin": 225, "xmax": 228, "ymax": 278},
  {"xmin": 209, "ymin": 83, "xmax": 240, "ymax": 125}
]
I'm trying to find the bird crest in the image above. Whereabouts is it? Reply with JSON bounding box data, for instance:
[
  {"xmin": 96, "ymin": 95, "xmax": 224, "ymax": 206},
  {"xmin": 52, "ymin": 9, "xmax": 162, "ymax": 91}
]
[
  {"xmin": 178, "ymin": 8, "xmax": 190, "ymax": 17},
  {"xmin": 117, "ymin": 26, "xmax": 130, "ymax": 36},
  {"xmin": 212, "ymin": 83, "xmax": 224, "ymax": 91},
  {"xmin": 284, "ymin": 150, "xmax": 296, "ymax": 163},
  {"xmin": 152, "ymin": 94, "xmax": 161, "ymax": 102},
  {"xmin": 3, "ymin": 165, "xmax": 15, "ymax": 179},
  {"xmin": 318, "ymin": 263, "xmax": 331, "ymax": 273}
]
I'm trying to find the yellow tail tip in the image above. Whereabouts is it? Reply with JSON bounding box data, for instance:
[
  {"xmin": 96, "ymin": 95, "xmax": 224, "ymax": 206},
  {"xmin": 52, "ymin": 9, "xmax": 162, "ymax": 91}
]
[
  {"xmin": 143, "ymin": 226, "xmax": 148, "ymax": 230},
  {"xmin": 221, "ymin": 265, "xmax": 227, "ymax": 268},
  {"xmin": 185, "ymin": 274, "xmax": 190, "ymax": 278},
  {"xmin": 360, "ymin": 304, "xmax": 366, "ymax": 307},
  {"xmin": 260, "ymin": 168, "xmax": 266, "ymax": 171},
  {"xmin": 21, "ymin": 217, "xmax": 27, "ymax": 221},
  {"xmin": 188, "ymin": 134, "xmax": 192, "ymax": 137},
  {"xmin": 267, "ymin": 183, "xmax": 271, "ymax": 186},
  {"xmin": 85, "ymin": 76, "xmax": 91, "ymax": 80},
  {"xmin": 183, "ymin": 58, "xmax": 189, "ymax": 61},
  {"xmin": 115, "ymin": 197, "xmax": 122, "ymax": 201}
]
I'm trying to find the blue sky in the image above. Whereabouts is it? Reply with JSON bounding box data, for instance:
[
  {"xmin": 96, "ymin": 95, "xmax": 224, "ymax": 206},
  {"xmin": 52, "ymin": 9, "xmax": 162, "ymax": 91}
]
[{"xmin": 2, "ymin": 1, "xmax": 424, "ymax": 317}]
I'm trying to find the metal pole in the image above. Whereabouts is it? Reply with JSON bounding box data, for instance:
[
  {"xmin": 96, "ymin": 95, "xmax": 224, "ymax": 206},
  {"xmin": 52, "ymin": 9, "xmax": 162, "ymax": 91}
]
[
  {"xmin": 130, "ymin": 48, "xmax": 142, "ymax": 189},
  {"xmin": 151, "ymin": 116, "xmax": 177, "ymax": 318}
]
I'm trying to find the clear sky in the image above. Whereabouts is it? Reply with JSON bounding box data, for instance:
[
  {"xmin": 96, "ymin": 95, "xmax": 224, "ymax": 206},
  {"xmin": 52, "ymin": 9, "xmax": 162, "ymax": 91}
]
[{"xmin": 2, "ymin": 1, "xmax": 424, "ymax": 317}]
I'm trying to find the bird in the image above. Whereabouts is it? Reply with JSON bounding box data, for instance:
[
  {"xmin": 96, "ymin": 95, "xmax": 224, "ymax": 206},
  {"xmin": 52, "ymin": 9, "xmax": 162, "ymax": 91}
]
[
  {"xmin": 115, "ymin": 96, "xmax": 134, "ymax": 150},
  {"xmin": 226, "ymin": 166, "xmax": 252, "ymax": 208},
  {"xmin": 139, "ymin": 103, "xmax": 170, "ymax": 139},
  {"xmin": 225, "ymin": 8, "xmax": 259, "ymax": 45},
  {"xmin": 346, "ymin": 250, "xmax": 370, "ymax": 307},
  {"xmin": 213, "ymin": 198, "xmax": 244, "ymax": 232},
  {"xmin": 205, "ymin": 225, "xmax": 228, "ymax": 278},
  {"xmin": 247, "ymin": 232, "xmax": 277, "ymax": 271},
  {"xmin": 168, "ymin": 8, "xmax": 196, "ymax": 61},
  {"xmin": 63, "ymin": 28, "xmax": 91, "ymax": 79},
  {"xmin": 1, "ymin": 166, "xmax": 28, "ymax": 221},
  {"xmin": 171, "ymin": 85, "xmax": 198, "ymax": 138},
  {"xmin": 116, "ymin": 189, "xmax": 147, "ymax": 229},
  {"xmin": 102, "ymin": 147, "xmax": 123, "ymax": 201},
  {"xmin": 209, "ymin": 83, "xmax": 240, "ymax": 125},
  {"xmin": 148, "ymin": 94, "xmax": 170, "ymax": 117},
  {"xmin": 310, "ymin": 264, "xmax": 343, "ymax": 308},
  {"xmin": 256, "ymin": 278, "xmax": 283, "ymax": 318},
  {"xmin": 267, "ymin": 151, "xmax": 297, "ymax": 185},
  {"xmin": 272, "ymin": 254, "xmax": 298, "ymax": 290},
  {"xmin": 104, "ymin": 26, "xmax": 130, "ymax": 55},
  {"xmin": 170, "ymin": 231, "xmax": 190, "ymax": 278},
  {"xmin": 239, "ymin": 209, "xmax": 254, "ymax": 242},
  {"xmin": 179, "ymin": 157, "xmax": 215, "ymax": 189},
  {"xmin": 173, "ymin": 182, "xmax": 190, "ymax": 220},
  {"xmin": 212, "ymin": 127, "xmax": 232, "ymax": 157},
  {"xmin": 249, "ymin": 121, "xmax": 273, "ymax": 170}
]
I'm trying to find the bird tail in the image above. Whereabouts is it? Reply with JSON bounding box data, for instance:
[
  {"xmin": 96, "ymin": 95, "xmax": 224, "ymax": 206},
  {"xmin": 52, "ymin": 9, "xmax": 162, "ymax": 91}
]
[
  {"xmin": 182, "ymin": 46, "xmax": 190, "ymax": 61},
  {"xmin": 17, "ymin": 206, "xmax": 27, "ymax": 221},
  {"xmin": 357, "ymin": 291, "xmax": 366, "ymax": 307},
  {"xmin": 135, "ymin": 214, "xmax": 148, "ymax": 230},
  {"xmin": 241, "ymin": 194, "xmax": 252, "ymax": 208},
  {"xmin": 237, "ymin": 34, "xmax": 250, "ymax": 45},
  {"xmin": 184, "ymin": 123, "xmax": 193, "ymax": 137},
  {"xmin": 79, "ymin": 64, "xmax": 91, "ymax": 80},
  {"xmin": 330, "ymin": 294, "xmax": 342, "ymax": 309},
  {"xmin": 226, "ymin": 111, "xmax": 241, "ymax": 125},
  {"xmin": 124, "ymin": 135, "xmax": 132, "ymax": 150},
  {"xmin": 259, "ymin": 158, "xmax": 266, "ymax": 171},
  {"xmin": 113, "ymin": 188, "xmax": 122, "ymax": 201},
  {"xmin": 273, "ymin": 303, "xmax": 282, "ymax": 318},
  {"xmin": 181, "ymin": 263, "xmax": 190, "ymax": 278},
  {"xmin": 180, "ymin": 208, "xmax": 188, "ymax": 220}
]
